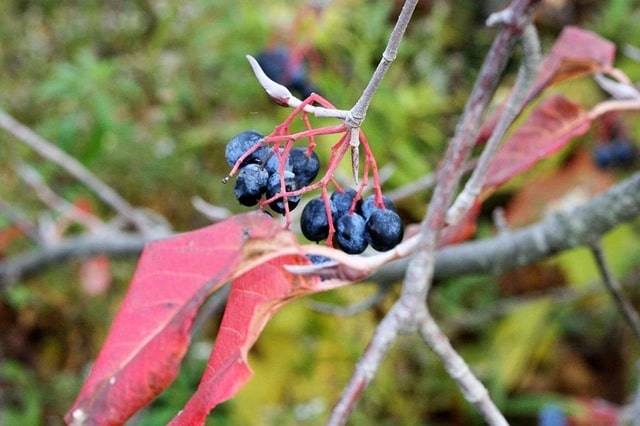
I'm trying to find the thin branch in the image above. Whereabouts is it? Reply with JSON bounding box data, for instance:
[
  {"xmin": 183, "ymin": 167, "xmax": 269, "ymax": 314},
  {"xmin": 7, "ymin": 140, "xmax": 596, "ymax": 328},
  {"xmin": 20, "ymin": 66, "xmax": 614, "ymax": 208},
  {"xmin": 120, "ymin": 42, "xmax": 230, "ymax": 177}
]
[
  {"xmin": 590, "ymin": 241, "xmax": 640, "ymax": 342},
  {"xmin": 373, "ymin": 169, "xmax": 640, "ymax": 283},
  {"xmin": 633, "ymin": 361, "xmax": 640, "ymax": 426},
  {"xmin": 0, "ymin": 231, "xmax": 159, "ymax": 289},
  {"xmin": 0, "ymin": 108, "xmax": 151, "ymax": 233},
  {"xmin": 418, "ymin": 311, "xmax": 508, "ymax": 426},
  {"xmin": 446, "ymin": 23, "xmax": 541, "ymax": 225},
  {"xmin": 307, "ymin": 286, "xmax": 390, "ymax": 316},
  {"xmin": 384, "ymin": 160, "xmax": 478, "ymax": 203},
  {"xmin": 15, "ymin": 162, "xmax": 105, "ymax": 231},
  {"xmin": 329, "ymin": 0, "xmax": 540, "ymax": 422},
  {"xmin": 0, "ymin": 196, "xmax": 41, "ymax": 243},
  {"xmin": 346, "ymin": 0, "xmax": 419, "ymax": 126},
  {"xmin": 325, "ymin": 301, "xmax": 402, "ymax": 425},
  {"xmin": 3, "ymin": 169, "xmax": 640, "ymax": 291}
]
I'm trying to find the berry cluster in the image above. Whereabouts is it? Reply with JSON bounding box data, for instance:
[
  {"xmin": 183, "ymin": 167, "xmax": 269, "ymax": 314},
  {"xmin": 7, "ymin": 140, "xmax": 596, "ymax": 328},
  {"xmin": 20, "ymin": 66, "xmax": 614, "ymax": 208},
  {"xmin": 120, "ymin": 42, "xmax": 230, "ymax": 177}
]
[
  {"xmin": 592, "ymin": 138, "xmax": 636, "ymax": 169},
  {"xmin": 225, "ymin": 130, "xmax": 320, "ymax": 214},
  {"xmin": 225, "ymin": 128, "xmax": 404, "ymax": 254},
  {"xmin": 301, "ymin": 190, "xmax": 404, "ymax": 254}
]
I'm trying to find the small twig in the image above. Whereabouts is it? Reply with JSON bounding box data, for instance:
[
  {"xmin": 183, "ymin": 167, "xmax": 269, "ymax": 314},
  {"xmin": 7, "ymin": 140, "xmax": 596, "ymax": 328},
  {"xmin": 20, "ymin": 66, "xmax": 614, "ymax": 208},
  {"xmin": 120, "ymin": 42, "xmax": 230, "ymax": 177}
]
[
  {"xmin": 4, "ymin": 168, "xmax": 640, "ymax": 289},
  {"xmin": 0, "ymin": 108, "xmax": 151, "ymax": 233},
  {"xmin": 190, "ymin": 196, "xmax": 232, "ymax": 222},
  {"xmin": 446, "ymin": 23, "xmax": 541, "ymax": 225},
  {"xmin": 588, "ymin": 98, "xmax": 640, "ymax": 119},
  {"xmin": 325, "ymin": 301, "xmax": 403, "ymax": 425},
  {"xmin": 385, "ymin": 159, "xmax": 477, "ymax": 203},
  {"xmin": 0, "ymin": 196, "xmax": 41, "ymax": 243},
  {"xmin": 307, "ymin": 286, "xmax": 390, "ymax": 316},
  {"xmin": 590, "ymin": 241, "xmax": 640, "ymax": 342},
  {"xmin": 418, "ymin": 311, "xmax": 508, "ymax": 426},
  {"xmin": 346, "ymin": 0, "xmax": 419, "ymax": 128},
  {"xmin": 492, "ymin": 207, "xmax": 510, "ymax": 234},
  {"xmin": 329, "ymin": 0, "xmax": 540, "ymax": 421},
  {"xmin": 633, "ymin": 362, "xmax": 640, "ymax": 426},
  {"xmin": 191, "ymin": 283, "xmax": 231, "ymax": 338},
  {"xmin": 14, "ymin": 162, "xmax": 105, "ymax": 232},
  {"xmin": 594, "ymin": 73, "xmax": 640, "ymax": 100}
]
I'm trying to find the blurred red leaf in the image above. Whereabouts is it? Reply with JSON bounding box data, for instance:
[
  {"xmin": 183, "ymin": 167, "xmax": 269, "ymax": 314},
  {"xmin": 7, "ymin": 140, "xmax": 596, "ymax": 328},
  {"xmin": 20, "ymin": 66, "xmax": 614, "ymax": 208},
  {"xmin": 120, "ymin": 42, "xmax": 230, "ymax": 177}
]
[
  {"xmin": 169, "ymin": 254, "xmax": 320, "ymax": 425},
  {"xmin": 0, "ymin": 226, "xmax": 23, "ymax": 258},
  {"xmin": 528, "ymin": 26, "xmax": 615, "ymax": 102},
  {"xmin": 482, "ymin": 95, "xmax": 591, "ymax": 193},
  {"xmin": 79, "ymin": 254, "xmax": 112, "ymax": 296},
  {"xmin": 477, "ymin": 27, "xmax": 614, "ymax": 145},
  {"xmin": 504, "ymin": 150, "xmax": 615, "ymax": 227},
  {"xmin": 65, "ymin": 213, "xmax": 302, "ymax": 426}
]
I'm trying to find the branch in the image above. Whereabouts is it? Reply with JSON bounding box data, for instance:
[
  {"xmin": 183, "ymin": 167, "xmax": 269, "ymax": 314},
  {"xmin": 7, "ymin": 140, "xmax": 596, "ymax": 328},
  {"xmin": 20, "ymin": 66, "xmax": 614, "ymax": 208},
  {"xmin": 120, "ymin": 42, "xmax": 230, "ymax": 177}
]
[
  {"xmin": 329, "ymin": 0, "xmax": 541, "ymax": 422},
  {"xmin": 0, "ymin": 231, "xmax": 161, "ymax": 289},
  {"xmin": 346, "ymin": 0, "xmax": 419, "ymax": 127},
  {"xmin": 3, "ymin": 169, "xmax": 639, "ymax": 291},
  {"xmin": 373, "ymin": 169, "xmax": 640, "ymax": 283},
  {"xmin": 0, "ymin": 108, "xmax": 152, "ymax": 233},
  {"xmin": 446, "ymin": 23, "xmax": 541, "ymax": 224},
  {"xmin": 418, "ymin": 311, "xmax": 508, "ymax": 426},
  {"xmin": 590, "ymin": 241, "xmax": 640, "ymax": 342}
]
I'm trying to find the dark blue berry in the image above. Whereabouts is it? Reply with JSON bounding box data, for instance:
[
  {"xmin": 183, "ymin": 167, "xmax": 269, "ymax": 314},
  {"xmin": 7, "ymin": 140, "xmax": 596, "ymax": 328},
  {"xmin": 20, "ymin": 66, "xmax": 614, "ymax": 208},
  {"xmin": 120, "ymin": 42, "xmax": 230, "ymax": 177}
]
[
  {"xmin": 593, "ymin": 139, "xmax": 637, "ymax": 169},
  {"xmin": 365, "ymin": 209, "xmax": 404, "ymax": 252},
  {"xmin": 334, "ymin": 213, "xmax": 368, "ymax": 254},
  {"xmin": 256, "ymin": 47, "xmax": 317, "ymax": 99},
  {"xmin": 306, "ymin": 254, "xmax": 332, "ymax": 265},
  {"xmin": 234, "ymin": 163, "xmax": 269, "ymax": 206},
  {"xmin": 263, "ymin": 148, "xmax": 292, "ymax": 175},
  {"xmin": 330, "ymin": 189, "xmax": 358, "ymax": 223},
  {"xmin": 225, "ymin": 130, "xmax": 270, "ymax": 167},
  {"xmin": 266, "ymin": 171, "xmax": 301, "ymax": 214},
  {"xmin": 289, "ymin": 147, "xmax": 320, "ymax": 187},
  {"xmin": 359, "ymin": 194, "xmax": 396, "ymax": 220},
  {"xmin": 257, "ymin": 47, "xmax": 290, "ymax": 86},
  {"xmin": 610, "ymin": 138, "xmax": 635, "ymax": 166},
  {"xmin": 593, "ymin": 143, "xmax": 613, "ymax": 169},
  {"xmin": 300, "ymin": 197, "xmax": 330, "ymax": 242}
]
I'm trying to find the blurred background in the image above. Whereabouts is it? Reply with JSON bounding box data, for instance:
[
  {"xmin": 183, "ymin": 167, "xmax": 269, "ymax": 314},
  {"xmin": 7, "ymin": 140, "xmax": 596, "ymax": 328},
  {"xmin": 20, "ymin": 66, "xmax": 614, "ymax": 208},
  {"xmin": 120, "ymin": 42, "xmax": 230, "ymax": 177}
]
[{"xmin": 2, "ymin": 0, "xmax": 640, "ymax": 424}]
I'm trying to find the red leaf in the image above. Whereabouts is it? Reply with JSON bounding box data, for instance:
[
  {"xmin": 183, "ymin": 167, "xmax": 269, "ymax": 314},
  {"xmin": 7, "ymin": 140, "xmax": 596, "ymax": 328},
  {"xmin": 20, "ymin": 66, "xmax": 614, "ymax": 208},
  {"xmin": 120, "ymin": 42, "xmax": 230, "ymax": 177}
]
[
  {"xmin": 169, "ymin": 254, "xmax": 319, "ymax": 425},
  {"xmin": 79, "ymin": 255, "xmax": 112, "ymax": 296},
  {"xmin": 65, "ymin": 213, "xmax": 299, "ymax": 426},
  {"xmin": 482, "ymin": 95, "xmax": 591, "ymax": 192},
  {"xmin": 528, "ymin": 26, "xmax": 616, "ymax": 101},
  {"xmin": 477, "ymin": 27, "xmax": 614, "ymax": 146}
]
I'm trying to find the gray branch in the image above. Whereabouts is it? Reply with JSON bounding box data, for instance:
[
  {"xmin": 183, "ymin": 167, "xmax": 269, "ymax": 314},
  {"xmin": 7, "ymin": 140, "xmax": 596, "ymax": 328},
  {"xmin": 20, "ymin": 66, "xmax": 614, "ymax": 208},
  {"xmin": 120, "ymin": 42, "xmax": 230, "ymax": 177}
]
[
  {"xmin": 375, "ymin": 170, "xmax": 640, "ymax": 282},
  {"xmin": 2, "ymin": 171, "xmax": 639, "ymax": 292}
]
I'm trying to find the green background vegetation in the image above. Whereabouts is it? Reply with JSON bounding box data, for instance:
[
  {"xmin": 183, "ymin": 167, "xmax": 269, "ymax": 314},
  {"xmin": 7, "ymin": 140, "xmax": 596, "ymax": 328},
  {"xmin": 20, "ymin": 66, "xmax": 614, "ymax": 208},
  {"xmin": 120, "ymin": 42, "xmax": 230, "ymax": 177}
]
[{"xmin": 2, "ymin": 0, "xmax": 640, "ymax": 424}]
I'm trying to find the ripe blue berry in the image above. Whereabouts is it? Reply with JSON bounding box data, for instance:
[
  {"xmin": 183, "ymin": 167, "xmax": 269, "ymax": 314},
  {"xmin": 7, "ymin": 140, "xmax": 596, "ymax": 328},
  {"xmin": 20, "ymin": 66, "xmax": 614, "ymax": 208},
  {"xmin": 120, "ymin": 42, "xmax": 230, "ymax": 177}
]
[
  {"xmin": 334, "ymin": 213, "xmax": 368, "ymax": 254},
  {"xmin": 593, "ymin": 139, "xmax": 637, "ymax": 169},
  {"xmin": 234, "ymin": 164, "xmax": 269, "ymax": 206},
  {"xmin": 256, "ymin": 47, "xmax": 290, "ymax": 86},
  {"xmin": 359, "ymin": 194, "xmax": 396, "ymax": 220},
  {"xmin": 300, "ymin": 197, "xmax": 330, "ymax": 242},
  {"xmin": 256, "ymin": 47, "xmax": 317, "ymax": 99},
  {"xmin": 330, "ymin": 189, "xmax": 358, "ymax": 223},
  {"xmin": 365, "ymin": 209, "xmax": 404, "ymax": 252},
  {"xmin": 593, "ymin": 143, "xmax": 613, "ymax": 169},
  {"xmin": 264, "ymin": 148, "xmax": 292, "ymax": 175},
  {"xmin": 306, "ymin": 254, "xmax": 332, "ymax": 265},
  {"xmin": 225, "ymin": 130, "xmax": 270, "ymax": 167},
  {"xmin": 610, "ymin": 138, "xmax": 635, "ymax": 167},
  {"xmin": 266, "ymin": 171, "xmax": 301, "ymax": 214},
  {"xmin": 290, "ymin": 147, "xmax": 320, "ymax": 187}
]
